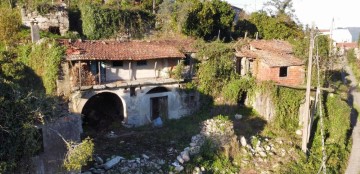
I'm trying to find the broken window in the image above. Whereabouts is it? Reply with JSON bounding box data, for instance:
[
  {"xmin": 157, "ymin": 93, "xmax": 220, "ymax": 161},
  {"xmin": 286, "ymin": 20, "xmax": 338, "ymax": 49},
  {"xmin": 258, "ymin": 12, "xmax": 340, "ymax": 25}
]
[
  {"xmin": 130, "ymin": 87, "xmax": 136, "ymax": 96},
  {"xmin": 112, "ymin": 61, "xmax": 123, "ymax": 67},
  {"xmin": 136, "ymin": 60, "xmax": 147, "ymax": 66},
  {"xmin": 279, "ymin": 66, "xmax": 288, "ymax": 77},
  {"xmin": 48, "ymin": 26, "xmax": 60, "ymax": 35}
]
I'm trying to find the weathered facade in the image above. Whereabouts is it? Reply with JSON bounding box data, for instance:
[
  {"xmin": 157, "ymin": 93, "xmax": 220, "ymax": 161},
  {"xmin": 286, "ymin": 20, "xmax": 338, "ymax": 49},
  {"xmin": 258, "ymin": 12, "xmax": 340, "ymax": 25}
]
[
  {"xmin": 59, "ymin": 39, "xmax": 198, "ymax": 127},
  {"xmin": 21, "ymin": 6, "xmax": 69, "ymax": 35},
  {"xmin": 236, "ymin": 40, "xmax": 305, "ymax": 86}
]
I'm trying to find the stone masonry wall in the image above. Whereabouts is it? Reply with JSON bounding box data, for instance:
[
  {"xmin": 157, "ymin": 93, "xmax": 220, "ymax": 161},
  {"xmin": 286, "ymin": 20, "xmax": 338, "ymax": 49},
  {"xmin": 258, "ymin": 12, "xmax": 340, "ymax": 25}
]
[
  {"xmin": 32, "ymin": 114, "xmax": 82, "ymax": 174},
  {"xmin": 21, "ymin": 7, "xmax": 69, "ymax": 35}
]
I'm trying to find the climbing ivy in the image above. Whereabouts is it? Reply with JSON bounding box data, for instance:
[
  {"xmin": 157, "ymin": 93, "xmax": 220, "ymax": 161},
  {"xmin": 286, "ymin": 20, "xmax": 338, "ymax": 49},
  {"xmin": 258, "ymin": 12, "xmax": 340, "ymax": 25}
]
[
  {"xmin": 222, "ymin": 77, "xmax": 256, "ymax": 103},
  {"xmin": 273, "ymin": 87, "xmax": 304, "ymax": 131},
  {"xmin": 80, "ymin": 4, "xmax": 155, "ymax": 39},
  {"xmin": 19, "ymin": 39, "xmax": 65, "ymax": 95},
  {"xmin": 195, "ymin": 40, "xmax": 235, "ymax": 96}
]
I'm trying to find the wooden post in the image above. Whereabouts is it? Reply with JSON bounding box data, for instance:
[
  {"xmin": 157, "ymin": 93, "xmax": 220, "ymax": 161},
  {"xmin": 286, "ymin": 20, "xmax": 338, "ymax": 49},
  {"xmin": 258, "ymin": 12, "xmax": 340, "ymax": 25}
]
[
  {"xmin": 129, "ymin": 61, "xmax": 132, "ymax": 81},
  {"xmin": 98, "ymin": 61, "xmax": 101, "ymax": 85},
  {"xmin": 78, "ymin": 60, "xmax": 81, "ymax": 88},
  {"xmin": 154, "ymin": 61, "xmax": 157, "ymax": 78},
  {"xmin": 302, "ymin": 27, "xmax": 314, "ymax": 153}
]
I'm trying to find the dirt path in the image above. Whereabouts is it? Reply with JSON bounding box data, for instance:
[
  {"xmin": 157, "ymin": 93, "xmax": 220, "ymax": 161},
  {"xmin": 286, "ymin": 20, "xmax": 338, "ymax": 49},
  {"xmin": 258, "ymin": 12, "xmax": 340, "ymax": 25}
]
[{"xmin": 344, "ymin": 62, "xmax": 360, "ymax": 174}]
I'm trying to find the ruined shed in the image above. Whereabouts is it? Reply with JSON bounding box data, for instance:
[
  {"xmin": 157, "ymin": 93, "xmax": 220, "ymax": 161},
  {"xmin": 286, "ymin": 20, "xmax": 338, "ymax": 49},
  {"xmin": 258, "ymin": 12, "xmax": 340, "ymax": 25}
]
[{"xmin": 236, "ymin": 40, "xmax": 305, "ymax": 86}]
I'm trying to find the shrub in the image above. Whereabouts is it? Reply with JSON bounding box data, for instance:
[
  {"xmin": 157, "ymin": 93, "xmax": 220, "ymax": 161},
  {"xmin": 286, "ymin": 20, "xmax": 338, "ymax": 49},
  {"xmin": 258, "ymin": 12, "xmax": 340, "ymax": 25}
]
[
  {"xmin": 80, "ymin": 4, "xmax": 155, "ymax": 39},
  {"xmin": 63, "ymin": 137, "xmax": 94, "ymax": 171}
]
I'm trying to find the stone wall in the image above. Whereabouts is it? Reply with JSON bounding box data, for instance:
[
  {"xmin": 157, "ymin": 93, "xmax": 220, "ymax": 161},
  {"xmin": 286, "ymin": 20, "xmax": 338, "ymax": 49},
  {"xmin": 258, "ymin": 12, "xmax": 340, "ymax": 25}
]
[
  {"xmin": 247, "ymin": 92, "xmax": 276, "ymax": 121},
  {"xmin": 21, "ymin": 7, "xmax": 69, "ymax": 35},
  {"xmin": 32, "ymin": 114, "xmax": 82, "ymax": 174}
]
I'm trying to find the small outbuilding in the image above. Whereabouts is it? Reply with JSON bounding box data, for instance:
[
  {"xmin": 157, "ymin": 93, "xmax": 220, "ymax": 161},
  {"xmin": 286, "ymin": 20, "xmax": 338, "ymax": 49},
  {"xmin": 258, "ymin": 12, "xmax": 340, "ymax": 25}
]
[{"xmin": 235, "ymin": 40, "xmax": 305, "ymax": 86}]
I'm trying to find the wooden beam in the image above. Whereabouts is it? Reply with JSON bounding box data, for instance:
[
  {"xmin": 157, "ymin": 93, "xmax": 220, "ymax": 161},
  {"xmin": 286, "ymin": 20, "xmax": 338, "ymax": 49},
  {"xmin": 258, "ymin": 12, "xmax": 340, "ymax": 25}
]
[
  {"xmin": 98, "ymin": 61, "xmax": 101, "ymax": 85},
  {"xmin": 78, "ymin": 60, "xmax": 81, "ymax": 88}
]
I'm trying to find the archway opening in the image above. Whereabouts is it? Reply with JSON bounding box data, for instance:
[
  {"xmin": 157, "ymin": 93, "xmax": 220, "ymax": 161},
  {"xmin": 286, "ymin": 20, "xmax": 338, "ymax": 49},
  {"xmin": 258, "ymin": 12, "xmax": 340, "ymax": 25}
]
[
  {"xmin": 146, "ymin": 86, "xmax": 169, "ymax": 94},
  {"xmin": 81, "ymin": 92, "xmax": 124, "ymax": 131}
]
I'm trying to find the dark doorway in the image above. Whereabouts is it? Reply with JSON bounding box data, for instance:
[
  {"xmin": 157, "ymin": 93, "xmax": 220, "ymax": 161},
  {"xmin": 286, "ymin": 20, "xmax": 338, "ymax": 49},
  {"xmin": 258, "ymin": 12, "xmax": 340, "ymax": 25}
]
[
  {"xmin": 238, "ymin": 92, "xmax": 247, "ymax": 106},
  {"xmin": 151, "ymin": 96, "xmax": 168, "ymax": 120},
  {"xmin": 81, "ymin": 92, "xmax": 124, "ymax": 130},
  {"xmin": 48, "ymin": 26, "xmax": 60, "ymax": 35}
]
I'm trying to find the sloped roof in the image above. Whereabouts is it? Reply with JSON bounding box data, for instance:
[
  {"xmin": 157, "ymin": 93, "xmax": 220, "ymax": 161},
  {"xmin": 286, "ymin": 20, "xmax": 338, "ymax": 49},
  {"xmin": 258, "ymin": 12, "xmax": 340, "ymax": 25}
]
[
  {"xmin": 236, "ymin": 39, "xmax": 304, "ymax": 67},
  {"xmin": 59, "ymin": 39, "xmax": 187, "ymax": 61}
]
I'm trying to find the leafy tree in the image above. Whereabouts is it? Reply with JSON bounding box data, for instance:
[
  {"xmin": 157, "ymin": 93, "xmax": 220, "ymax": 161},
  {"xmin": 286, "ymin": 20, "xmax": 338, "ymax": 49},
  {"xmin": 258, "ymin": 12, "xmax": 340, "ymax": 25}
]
[
  {"xmin": 0, "ymin": 7, "xmax": 21, "ymax": 48},
  {"xmin": 249, "ymin": 11, "xmax": 302, "ymax": 40},
  {"xmin": 183, "ymin": 0, "xmax": 235, "ymax": 41},
  {"xmin": 196, "ymin": 40, "xmax": 235, "ymax": 96}
]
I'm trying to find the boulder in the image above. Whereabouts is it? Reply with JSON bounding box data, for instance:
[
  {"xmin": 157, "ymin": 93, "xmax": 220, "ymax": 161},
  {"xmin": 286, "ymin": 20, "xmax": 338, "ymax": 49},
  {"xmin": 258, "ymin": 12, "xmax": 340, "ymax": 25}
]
[
  {"xmin": 235, "ymin": 114, "xmax": 243, "ymax": 120},
  {"xmin": 175, "ymin": 165, "xmax": 184, "ymax": 172},
  {"xmin": 240, "ymin": 136, "xmax": 247, "ymax": 147},
  {"xmin": 103, "ymin": 156, "xmax": 124, "ymax": 170},
  {"xmin": 259, "ymin": 151, "xmax": 267, "ymax": 157},
  {"xmin": 177, "ymin": 155, "xmax": 184, "ymax": 164},
  {"xmin": 94, "ymin": 155, "xmax": 104, "ymax": 165},
  {"xmin": 142, "ymin": 154, "xmax": 150, "ymax": 160},
  {"xmin": 181, "ymin": 151, "xmax": 190, "ymax": 162}
]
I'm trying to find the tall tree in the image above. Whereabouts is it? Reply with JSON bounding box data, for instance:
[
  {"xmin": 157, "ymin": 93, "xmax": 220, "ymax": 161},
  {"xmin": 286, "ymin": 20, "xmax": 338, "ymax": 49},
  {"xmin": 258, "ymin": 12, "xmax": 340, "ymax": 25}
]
[{"xmin": 183, "ymin": 0, "xmax": 235, "ymax": 41}]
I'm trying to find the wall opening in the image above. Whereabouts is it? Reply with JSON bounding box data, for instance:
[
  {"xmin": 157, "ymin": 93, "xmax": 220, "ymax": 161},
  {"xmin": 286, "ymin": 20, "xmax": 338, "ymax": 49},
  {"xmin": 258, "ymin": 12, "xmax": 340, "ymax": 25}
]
[
  {"xmin": 146, "ymin": 87, "xmax": 169, "ymax": 94},
  {"xmin": 81, "ymin": 92, "xmax": 124, "ymax": 130},
  {"xmin": 150, "ymin": 96, "xmax": 168, "ymax": 120},
  {"xmin": 48, "ymin": 26, "xmax": 60, "ymax": 35},
  {"xmin": 238, "ymin": 92, "xmax": 247, "ymax": 106},
  {"xmin": 279, "ymin": 66, "xmax": 288, "ymax": 77}
]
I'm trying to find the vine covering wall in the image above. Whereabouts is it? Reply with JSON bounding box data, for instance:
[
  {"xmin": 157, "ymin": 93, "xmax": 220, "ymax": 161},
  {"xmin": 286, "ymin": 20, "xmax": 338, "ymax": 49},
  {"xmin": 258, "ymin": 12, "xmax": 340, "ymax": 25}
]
[{"xmin": 80, "ymin": 5, "xmax": 155, "ymax": 39}]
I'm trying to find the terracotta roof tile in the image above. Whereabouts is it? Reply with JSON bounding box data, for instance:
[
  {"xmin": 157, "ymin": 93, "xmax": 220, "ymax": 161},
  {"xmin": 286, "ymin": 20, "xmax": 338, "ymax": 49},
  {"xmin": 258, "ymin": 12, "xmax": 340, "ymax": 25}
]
[
  {"xmin": 236, "ymin": 39, "xmax": 304, "ymax": 67},
  {"xmin": 59, "ymin": 40, "xmax": 186, "ymax": 61}
]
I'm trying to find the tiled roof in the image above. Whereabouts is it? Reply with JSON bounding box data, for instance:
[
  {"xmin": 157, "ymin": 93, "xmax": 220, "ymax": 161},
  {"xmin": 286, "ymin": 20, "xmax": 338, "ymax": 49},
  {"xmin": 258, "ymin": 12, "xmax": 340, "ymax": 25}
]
[
  {"xmin": 59, "ymin": 39, "xmax": 187, "ymax": 61},
  {"xmin": 336, "ymin": 42, "xmax": 358, "ymax": 49},
  {"xmin": 236, "ymin": 39, "xmax": 304, "ymax": 67}
]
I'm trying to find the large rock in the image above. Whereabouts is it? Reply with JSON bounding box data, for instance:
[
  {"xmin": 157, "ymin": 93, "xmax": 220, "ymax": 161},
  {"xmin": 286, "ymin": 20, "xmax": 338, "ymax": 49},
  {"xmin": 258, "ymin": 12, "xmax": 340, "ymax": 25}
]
[
  {"xmin": 240, "ymin": 136, "xmax": 247, "ymax": 147},
  {"xmin": 103, "ymin": 156, "xmax": 124, "ymax": 170},
  {"xmin": 181, "ymin": 151, "xmax": 190, "ymax": 162}
]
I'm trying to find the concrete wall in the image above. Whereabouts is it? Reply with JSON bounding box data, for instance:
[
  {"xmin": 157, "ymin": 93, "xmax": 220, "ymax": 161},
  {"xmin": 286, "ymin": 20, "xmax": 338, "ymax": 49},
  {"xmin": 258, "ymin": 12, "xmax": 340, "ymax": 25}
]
[
  {"xmin": 255, "ymin": 61, "xmax": 305, "ymax": 86},
  {"xmin": 247, "ymin": 92, "xmax": 276, "ymax": 121},
  {"xmin": 104, "ymin": 59, "xmax": 178, "ymax": 81},
  {"xmin": 70, "ymin": 84, "xmax": 199, "ymax": 127},
  {"xmin": 32, "ymin": 114, "xmax": 82, "ymax": 174},
  {"xmin": 21, "ymin": 7, "xmax": 69, "ymax": 35}
]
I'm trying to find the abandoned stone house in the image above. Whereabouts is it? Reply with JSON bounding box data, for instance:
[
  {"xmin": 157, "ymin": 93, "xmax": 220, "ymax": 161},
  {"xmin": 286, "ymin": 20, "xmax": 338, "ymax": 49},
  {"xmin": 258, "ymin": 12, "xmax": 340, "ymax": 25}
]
[
  {"xmin": 58, "ymin": 39, "xmax": 198, "ymax": 127},
  {"xmin": 21, "ymin": 5, "xmax": 69, "ymax": 36},
  {"xmin": 235, "ymin": 40, "xmax": 305, "ymax": 86}
]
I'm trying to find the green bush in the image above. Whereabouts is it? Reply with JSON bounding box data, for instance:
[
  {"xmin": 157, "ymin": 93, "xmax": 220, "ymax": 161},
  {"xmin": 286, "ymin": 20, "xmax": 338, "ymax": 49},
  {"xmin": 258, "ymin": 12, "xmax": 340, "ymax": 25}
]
[
  {"xmin": 222, "ymin": 77, "xmax": 255, "ymax": 103},
  {"xmin": 19, "ymin": 39, "xmax": 65, "ymax": 94},
  {"xmin": 63, "ymin": 137, "xmax": 94, "ymax": 171}
]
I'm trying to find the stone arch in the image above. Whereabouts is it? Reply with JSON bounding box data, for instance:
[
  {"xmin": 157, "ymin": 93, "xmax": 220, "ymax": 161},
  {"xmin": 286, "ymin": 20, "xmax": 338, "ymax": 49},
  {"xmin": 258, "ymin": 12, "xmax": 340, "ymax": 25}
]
[
  {"xmin": 81, "ymin": 92, "xmax": 124, "ymax": 130},
  {"xmin": 146, "ymin": 86, "xmax": 169, "ymax": 94}
]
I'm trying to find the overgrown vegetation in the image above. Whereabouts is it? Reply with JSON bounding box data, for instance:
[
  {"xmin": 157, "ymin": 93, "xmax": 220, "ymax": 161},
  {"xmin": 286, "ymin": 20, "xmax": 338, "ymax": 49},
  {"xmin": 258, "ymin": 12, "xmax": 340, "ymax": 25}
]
[
  {"xmin": 63, "ymin": 137, "xmax": 94, "ymax": 171},
  {"xmin": 80, "ymin": 4, "xmax": 155, "ymax": 39},
  {"xmin": 18, "ymin": 39, "xmax": 65, "ymax": 94},
  {"xmin": 195, "ymin": 40, "xmax": 235, "ymax": 96},
  {"xmin": 347, "ymin": 49, "xmax": 360, "ymax": 81},
  {"xmin": 0, "ymin": 51, "xmax": 63, "ymax": 173}
]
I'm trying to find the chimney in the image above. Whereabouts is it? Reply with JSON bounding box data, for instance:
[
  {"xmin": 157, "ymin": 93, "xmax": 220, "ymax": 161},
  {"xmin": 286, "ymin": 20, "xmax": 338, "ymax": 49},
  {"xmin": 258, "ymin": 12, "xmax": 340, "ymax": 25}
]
[{"xmin": 30, "ymin": 19, "xmax": 40, "ymax": 43}]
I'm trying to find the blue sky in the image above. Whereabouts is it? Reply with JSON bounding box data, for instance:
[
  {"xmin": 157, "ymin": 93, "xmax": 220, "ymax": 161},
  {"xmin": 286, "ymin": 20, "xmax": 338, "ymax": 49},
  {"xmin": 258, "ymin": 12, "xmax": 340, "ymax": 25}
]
[{"xmin": 225, "ymin": 0, "xmax": 360, "ymax": 29}]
